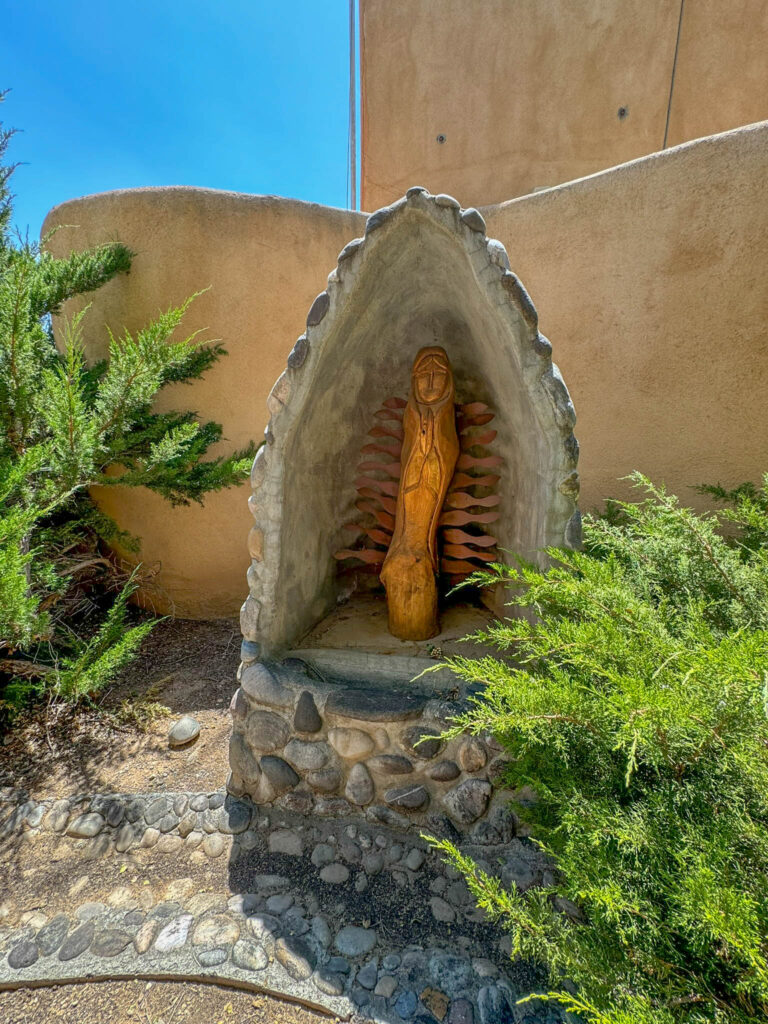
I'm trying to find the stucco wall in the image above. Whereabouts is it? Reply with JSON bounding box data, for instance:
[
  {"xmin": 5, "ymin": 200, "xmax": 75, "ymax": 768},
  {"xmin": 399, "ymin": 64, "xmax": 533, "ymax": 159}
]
[
  {"xmin": 481, "ymin": 120, "xmax": 768, "ymax": 513},
  {"xmin": 360, "ymin": 0, "xmax": 768, "ymax": 210},
  {"xmin": 42, "ymin": 188, "xmax": 366, "ymax": 617},
  {"xmin": 42, "ymin": 123, "xmax": 768, "ymax": 619}
]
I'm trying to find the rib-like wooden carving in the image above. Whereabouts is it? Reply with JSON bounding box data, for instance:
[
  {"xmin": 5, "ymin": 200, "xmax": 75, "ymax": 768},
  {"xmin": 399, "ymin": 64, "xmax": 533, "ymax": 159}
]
[{"xmin": 334, "ymin": 390, "xmax": 500, "ymax": 583}]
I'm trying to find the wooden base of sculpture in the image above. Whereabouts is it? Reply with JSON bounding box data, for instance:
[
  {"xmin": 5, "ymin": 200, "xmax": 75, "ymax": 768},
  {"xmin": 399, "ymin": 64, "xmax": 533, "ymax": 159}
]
[
  {"xmin": 380, "ymin": 347, "xmax": 459, "ymax": 641},
  {"xmin": 381, "ymin": 551, "xmax": 439, "ymax": 640}
]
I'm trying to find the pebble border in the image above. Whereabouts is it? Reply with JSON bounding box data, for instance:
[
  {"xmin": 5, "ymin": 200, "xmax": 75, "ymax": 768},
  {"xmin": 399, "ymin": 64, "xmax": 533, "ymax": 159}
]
[{"xmin": 0, "ymin": 787, "xmax": 566, "ymax": 1023}]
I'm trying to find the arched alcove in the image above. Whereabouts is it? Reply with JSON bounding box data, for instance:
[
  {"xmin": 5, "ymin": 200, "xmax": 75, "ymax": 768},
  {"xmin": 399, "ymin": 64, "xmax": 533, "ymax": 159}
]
[{"xmin": 243, "ymin": 188, "xmax": 580, "ymax": 660}]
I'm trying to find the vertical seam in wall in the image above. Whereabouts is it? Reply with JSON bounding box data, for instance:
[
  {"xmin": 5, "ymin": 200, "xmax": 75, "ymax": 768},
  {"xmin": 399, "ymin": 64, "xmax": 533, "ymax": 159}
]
[{"xmin": 663, "ymin": 0, "xmax": 686, "ymax": 149}]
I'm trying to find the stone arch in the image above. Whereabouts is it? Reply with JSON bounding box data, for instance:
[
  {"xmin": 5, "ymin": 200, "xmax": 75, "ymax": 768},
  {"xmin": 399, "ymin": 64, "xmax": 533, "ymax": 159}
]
[{"xmin": 243, "ymin": 188, "xmax": 580, "ymax": 658}]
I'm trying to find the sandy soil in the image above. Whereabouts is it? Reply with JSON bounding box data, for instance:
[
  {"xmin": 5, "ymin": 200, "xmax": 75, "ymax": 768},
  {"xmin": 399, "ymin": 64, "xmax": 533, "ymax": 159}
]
[
  {"xmin": 0, "ymin": 619, "xmax": 240, "ymax": 799},
  {"xmin": 0, "ymin": 979, "xmax": 338, "ymax": 1024}
]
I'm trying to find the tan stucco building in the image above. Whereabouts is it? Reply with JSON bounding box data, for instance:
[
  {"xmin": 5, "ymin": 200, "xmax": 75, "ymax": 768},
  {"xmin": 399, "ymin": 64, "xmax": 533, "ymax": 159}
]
[{"xmin": 44, "ymin": 1, "xmax": 768, "ymax": 617}]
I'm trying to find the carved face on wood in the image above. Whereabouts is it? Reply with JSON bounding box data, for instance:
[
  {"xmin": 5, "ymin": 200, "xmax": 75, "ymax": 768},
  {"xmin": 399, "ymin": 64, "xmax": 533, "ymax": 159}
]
[{"xmin": 412, "ymin": 347, "xmax": 453, "ymax": 406}]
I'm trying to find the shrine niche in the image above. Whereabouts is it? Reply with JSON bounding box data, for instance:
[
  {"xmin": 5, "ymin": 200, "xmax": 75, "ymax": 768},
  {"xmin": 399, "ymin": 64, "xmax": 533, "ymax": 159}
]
[
  {"xmin": 228, "ymin": 189, "xmax": 580, "ymax": 829},
  {"xmin": 335, "ymin": 345, "xmax": 500, "ymax": 641}
]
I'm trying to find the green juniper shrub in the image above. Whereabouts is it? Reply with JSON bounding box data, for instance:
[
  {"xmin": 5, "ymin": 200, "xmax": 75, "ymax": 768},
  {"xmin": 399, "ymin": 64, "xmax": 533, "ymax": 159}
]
[
  {"xmin": 429, "ymin": 473, "xmax": 768, "ymax": 1024},
  {"xmin": 0, "ymin": 101, "xmax": 255, "ymax": 716}
]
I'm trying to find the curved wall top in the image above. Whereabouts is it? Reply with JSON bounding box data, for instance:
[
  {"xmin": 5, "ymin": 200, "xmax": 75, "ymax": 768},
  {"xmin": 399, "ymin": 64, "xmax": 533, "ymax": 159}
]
[{"xmin": 241, "ymin": 187, "xmax": 580, "ymax": 656}]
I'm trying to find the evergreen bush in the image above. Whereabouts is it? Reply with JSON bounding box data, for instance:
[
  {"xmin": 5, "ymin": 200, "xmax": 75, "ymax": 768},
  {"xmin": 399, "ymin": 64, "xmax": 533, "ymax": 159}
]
[
  {"xmin": 0, "ymin": 102, "xmax": 255, "ymax": 714},
  {"xmin": 431, "ymin": 473, "xmax": 768, "ymax": 1024}
]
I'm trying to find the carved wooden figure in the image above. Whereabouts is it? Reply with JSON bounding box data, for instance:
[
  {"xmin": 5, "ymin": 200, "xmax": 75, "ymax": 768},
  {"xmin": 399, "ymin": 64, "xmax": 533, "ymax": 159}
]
[{"xmin": 380, "ymin": 347, "xmax": 460, "ymax": 639}]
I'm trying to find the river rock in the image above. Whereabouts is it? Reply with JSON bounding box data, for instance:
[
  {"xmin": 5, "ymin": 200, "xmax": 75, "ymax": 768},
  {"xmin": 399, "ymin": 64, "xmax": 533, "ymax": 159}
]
[
  {"xmin": 168, "ymin": 715, "xmax": 200, "ymax": 748},
  {"xmin": 294, "ymin": 690, "xmax": 322, "ymax": 733},
  {"xmin": 345, "ymin": 762, "xmax": 374, "ymax": 805},
  {"xmin": 443, "ymin": 779, "xmax": 492, "ymax": 825}
]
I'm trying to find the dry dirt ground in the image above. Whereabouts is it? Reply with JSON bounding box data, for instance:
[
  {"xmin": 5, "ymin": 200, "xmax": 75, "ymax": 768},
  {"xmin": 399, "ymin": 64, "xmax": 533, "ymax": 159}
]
[
  {"xmin": 0, "ymin": 619, "xmax": 339, "ymax": 1023},
  {"xmin": 0, "ymin": 979, "xmax": 336, "ymax": 1024},
  {"xmin": 0, "ymin": 618, "xmax": 240, "ymax": 798}
]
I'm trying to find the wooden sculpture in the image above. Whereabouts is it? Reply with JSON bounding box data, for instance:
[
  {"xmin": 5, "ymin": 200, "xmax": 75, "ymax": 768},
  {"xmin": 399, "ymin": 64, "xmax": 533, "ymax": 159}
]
[
  {"xmin": 334, "ymin": 349, "xmax": 502, "ymax": 640},
  {"xmin": 380, "ymin": 347, "xmax": 460, "ymax": 639}
]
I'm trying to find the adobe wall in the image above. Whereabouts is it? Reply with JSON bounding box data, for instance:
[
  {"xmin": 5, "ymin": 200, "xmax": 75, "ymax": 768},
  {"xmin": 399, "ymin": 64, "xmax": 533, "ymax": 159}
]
[
  {"xmin": 42, "ymin": 188, "xmax": 367, "ymax": 617},
  {"xmin": 360, "ymin": 0, "xmax": 768, "ymax": 210},
  {"xmin": 481, "ymin": 121, "xmax": 768, "ymax": 513},
  {"xmin": 42, "ymin": 123, "xmax": 768, "ymax": 618}
]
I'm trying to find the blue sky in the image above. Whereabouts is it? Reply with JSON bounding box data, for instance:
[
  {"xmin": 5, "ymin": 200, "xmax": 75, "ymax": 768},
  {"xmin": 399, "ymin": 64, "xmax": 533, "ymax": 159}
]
[{"xmin": 2, "ymin": 1, "xmax": 356, "ymax": 238}]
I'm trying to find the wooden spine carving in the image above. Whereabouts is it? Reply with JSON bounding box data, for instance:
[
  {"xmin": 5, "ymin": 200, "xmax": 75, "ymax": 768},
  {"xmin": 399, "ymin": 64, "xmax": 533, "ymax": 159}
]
[{"xmin": 334, "ymin": 353, "xmax": 501, "ymax": 636}]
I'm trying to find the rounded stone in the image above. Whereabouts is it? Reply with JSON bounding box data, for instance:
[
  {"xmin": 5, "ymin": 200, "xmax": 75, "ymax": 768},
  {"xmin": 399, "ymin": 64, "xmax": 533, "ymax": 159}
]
[
  {"xmin": 394, "ymin": 989, "xmax": 418, "ymax": 1018},
  {"xmin": 312, "ymin": 916, "xmax": 333, "ymax": 949},
  {"xmin": 434, "ymin": 193, "xmax": 461, "ymax": 209},
  {"xmin": 268, "ymin": 828, "xmax": 303, "ymax": 856},
  {"xmin": 477, "ymin": 985, "xmax": 514, "ymax": 1024},
  {"xmin": 168, "ymin": 715, "xmax": 200, "ymax": 748},
  {"xmin": 356, "ymin": 956, "xmax": 379, "ymax": 989},
  {"xmin": 459, "ymin": 737, "xmax": 487, "ymax": 773},
  {"xmin": 229, "ymin": 733, "xmax": 262, "ymax": 786},
  {"xmin": 232, "ymin": 938, "xmax": 268, "ymax": 971},
  {"xmin": 260, "ymin": 755, "xmax": 300, "ymax": 795},
  {"xmin": 311, "ymin": 842, "xmax": 335, "ymax": 868},
  {"xmin": 43, "ymin": 799, "xmax": 71, "ymax": 832},
  {"xmin": 402, "ymin": 727, "xmax": 442, "ymax": 760},
  {"xmin": 8, "ymin": 939, "xmax": 39, "ymax": 969},
  {"xmin": 366, "ymin": 205, "xmax": 395, "ymax": 233},
  {"xmin": 240, "ymin": 664, "xmax": 294, "ymax": 710},
  {"xmin": 275, "ymin": 935, "xmax": 315, "ymax": 980},
  {"xmin": 430, "ymin": 896, "xmax": 456, "ymax": 923},
  {"xmin": 75, "ymin": 901, "xmax": 107, "ymax": 922},
  {"xmin": 134, "ymin": 918, "xmax": 160, "ymax": 954},
  {"xmin": 203, "ymin": 834, "xmax": 225, "ymax": 858},
  {"xmin": 66, "ymin": 812, "xmax": 105, "ymax": 838},
  {"xmin": 229, "ymin": 690, "xmax": 249, "ymax": 727},
  {"xmin": 294, "ymin": 690, "xmax": 322, "ymax": 733},
  {"xmin": 154, "ymin": 914, "xmax": 194, "ymax": 952},
  {"xmin": 404, "ymin": 847, "xmax": 426, "ymax": 871},
  {"xmin": 326, "ymin": 687, "xmax": 425, "ymax": 722},
  {"xmin": 329, "ymin": 727, "xmax": 375, "ymax": 759},
  {"xmin": 193, "ymin": 915, "xmax": 240, "ymax": 946},
  {"xmin": 144, "ymin": 795, "xmax": 172, "ymax": 825},
  {"xmin": 313, "ymin": 968, "xmax": 345, "ymax": 996},
  {"xmin": 287, "ymin": 334, "xmax": 309, "ymax": 370},
  {"xmin": 35, "ymin": 913, "xmax": 70, "ymax": 956},
  {"xmin": 460, "ymin": 207, "xmax": 486, "ymax": 233},
  {"xmin": 306, "ymin": 291, "xmax": 330, "ymax": 327},
  {"xmin": 362, "ymin": 851, "xmax": 384, "ymax": 875},
  {"xmin": 245, "ymin": 710, "xmax": 290, "ymax": 752},
  {"xmin": 58, "ymin": 921, "xmax": 95, "ymax": 961},
  {"xmin": 307, "ymin": 767, "xmax": 342, "ymax": 793},
  {"xmin": 375, "ymin": 974, "xmax": 398, "ymax": 998},
  {"xmin": 266, "ymin": 892, "xmax": 293, "ymax": 914},
  {"xmin": 428, "ymin": 760, "xmax": 461, "ymax": 782},
  {"xmin": 448, "ymin": 998, "xmax": 475, "ymax": 1024},
  {"xmin": 320, "ymin": 862, "xmax": 350, "ymax": 884},
  {"xmin": 284, "ymin": 739, "xmax": 331, "ymax": 771},
  {"xmin": 195, "ymin": 946, "xmax": 229, "ymax": 967},
  {"xmin": 91, "ymin": 929, "xmax": 132, "ymax": 957},
  {"xmin": 384, "ymin": 785, "xmax": 430, "ymax": 811},
  {"xmin": 367, "ymin": 754, "xmax": 413, "ymax": 775},
  {"xmin": 443, "ymin": 779, "xmax": 492, "ymax": 825},
  {"xmin": 345, "ymin": 762, "xmax": 374, "ymax": 806},
  {"xmin": 334, "ymin": 925, "xmax": 377, "ymax": 957}
]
